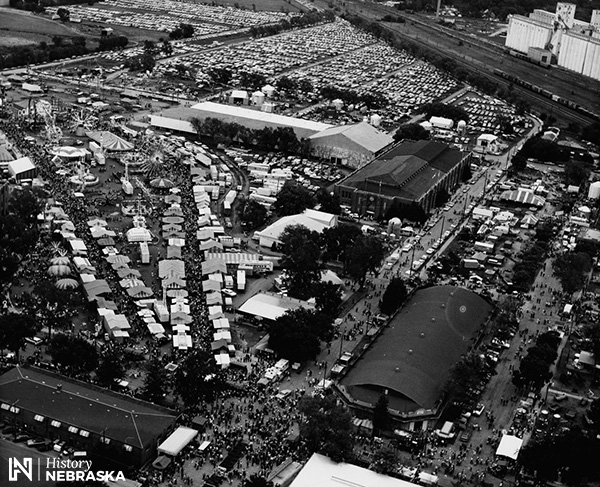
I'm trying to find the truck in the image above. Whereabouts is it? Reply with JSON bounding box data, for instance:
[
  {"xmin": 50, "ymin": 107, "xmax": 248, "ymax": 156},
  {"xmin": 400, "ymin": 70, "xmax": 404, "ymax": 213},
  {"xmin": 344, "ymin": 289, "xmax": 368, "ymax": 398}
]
[{"xmin": 236, "ymin": 270, "xmax": 246, "ymax": 292}]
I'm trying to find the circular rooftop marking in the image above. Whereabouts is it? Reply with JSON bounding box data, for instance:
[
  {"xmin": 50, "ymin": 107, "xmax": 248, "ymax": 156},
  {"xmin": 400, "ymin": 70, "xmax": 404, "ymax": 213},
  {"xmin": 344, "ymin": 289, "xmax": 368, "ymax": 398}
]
[{"xmin": 459, "ymin": 305, "xmax": 467, "ymax": 313}]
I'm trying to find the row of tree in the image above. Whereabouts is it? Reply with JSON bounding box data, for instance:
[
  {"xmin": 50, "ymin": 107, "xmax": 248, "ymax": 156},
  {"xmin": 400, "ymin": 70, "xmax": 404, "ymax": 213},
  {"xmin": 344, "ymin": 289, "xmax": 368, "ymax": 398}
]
[
  {"xmin": 0, "ymin": 188, "xmax": 43, "ymax": 285},
  {"xmin": 191, "ymin": 117, "xmax": 306, "ymax": 153},
  {"xmin": 249, "ymin": 10, "xmax": 335, "ymax": 38},
  {"xmin": 511, "ymin": 220, "xmax": 556, "ymax": 291},
  {"xmin": 0, "ymin": 37, "xmax": 89, "ymax": 70}
]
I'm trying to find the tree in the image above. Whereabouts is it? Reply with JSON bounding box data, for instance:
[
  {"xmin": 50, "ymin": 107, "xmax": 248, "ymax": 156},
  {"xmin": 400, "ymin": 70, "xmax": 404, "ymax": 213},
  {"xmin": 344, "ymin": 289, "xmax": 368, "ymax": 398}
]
[
  {"xmin": 244, "ymin": 475, "xmax": 273, "ymax": 487},
  {"xmin": 298, "ymin": 395, "xmax": 354, "ymax": 462},
  {"xmin": 322, "ymin": 224, "xmax": 362, "ymax": 263},
  {"xmin": 511, "ymin": 153, "xmax": 527, "ymax": 172},
  {"xmin": 372, "ymin": 394, "xmax": 390, "ymax": 433},
  {"xmin": 461, "ymin": 163, "xmax": 472, "ymax": 182},
  {"xmin": 174, "ymin": 349, "xmax": 222, "ymax": 406},
  {"xmin": 269, "ymin": 308, "xmax": 333, "ymax": 362},
  {"xmin": 312, "ymin": 282, "xmax": 342, "ymax": 318},
  {"xmin": 553, "ymin": 251, "xmax": 592, "ymax": 294},
  {"xmin": 370, "ymin": 445, "xmax": 397, "ymax": 474},
  {"xmin": 239, "ymin": 199, "xmax": 267, "ymax": 230},
  {"xmin": 380, "ymin": 278, "xmax": 407, "ymax": 316},
  {"xmin": 142, "ymin": 357, "xmax": 169, "ymax": 402},
  {"xmin": 34, "ymin": 280, "xmax": 76, "ymax": 339},
  {"xmin": 273, "ymin": 181, "xmax": 315, "ymax": 216},
  {"xmin": 95, "ymin": 348, "xmax": 125, "ymax": 387},
  {"xmin": 0, "ymin": 313, "xmax": 39, "ymax": 361},
  {"xmin": 316, "ymin": 189, "xmax": 341, "ymax": 215},
  {"xmin": 280, "ymin": 225, "xmax": 323, "ymax": 299},
  {"xmin": 588, "ymin": 399, "xmax": 600, "ymax": 429},
  {"xmin": 564, "ymin": 160, "xmax": 591, "ymax": 186},
  {"xmin": 48, "ymin": 334, "xmax": 98, "ymax": 374},
  {"xmin": 399, "ymin": 202, "xmax": 427, "ymax": 224},
  {"xmin": 393, "ymin": 123, "xmax": 429, "ymax": 142},
  {"xmin": 57, "ymin": 7, "xmax": 70, "ymax": 21},
  {"xmin": 8, "ymin": 188, "xmax": 42, "ymax": 226},
  {"xmin": 179, "ymin": 23, "xmax": 194, "ymax": 38},
  {"xmin": 418, "ymin": 102, "xmax": 469, "ymax": 124},
  {"xmin": 161, "ymin": 39, "xmax": 173, "ymax": 57},
  {"xmin": 443, "ymin": 353, "xmax": 489, "ymax": 406},
  {"xmin": 435, "ymin": 187, "xmax": 450, "ymax": 207},
  {"xmin": 345, "ymin": 235, "xmax": 384, "ymax": 286}
]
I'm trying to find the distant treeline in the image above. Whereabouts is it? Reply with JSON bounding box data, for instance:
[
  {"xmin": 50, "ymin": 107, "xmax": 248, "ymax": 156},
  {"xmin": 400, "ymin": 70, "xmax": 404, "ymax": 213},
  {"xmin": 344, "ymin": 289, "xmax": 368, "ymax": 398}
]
[
  {"xmin": 394, "ymin": 0, "xmax": 600, "ymax": 22},
  {"xmin": 249, "ymin": 9, "xmax": 335, "ymax": 37},
  {"xmin": 9, "ymin": 0, "xmax": 98, "ymax": 12}
]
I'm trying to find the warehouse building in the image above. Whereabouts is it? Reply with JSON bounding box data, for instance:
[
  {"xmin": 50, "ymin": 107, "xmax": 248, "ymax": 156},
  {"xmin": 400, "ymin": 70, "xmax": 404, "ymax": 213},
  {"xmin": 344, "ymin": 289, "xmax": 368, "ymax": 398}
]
[
  {"xmin": 336, "ymin": 286, "xmax": 493, "ymax": 430},
  {"xmin": 0, "ymin": 367, "xmax": 177, "ymax": 469},
  {"xmin": 308, "ymin": 121, "xmax": 394, "ymax": 169},
  {"xmin": 334, "ymin": 140, "xmax": 471, "ymax": 218}
]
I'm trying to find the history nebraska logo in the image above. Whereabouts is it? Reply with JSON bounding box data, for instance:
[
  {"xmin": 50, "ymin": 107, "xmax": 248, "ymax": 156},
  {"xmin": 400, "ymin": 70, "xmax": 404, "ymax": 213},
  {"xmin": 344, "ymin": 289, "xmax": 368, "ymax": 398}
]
[{"xmin": 8, "ymin": 457, "xmax": 125, "ymax": 482}]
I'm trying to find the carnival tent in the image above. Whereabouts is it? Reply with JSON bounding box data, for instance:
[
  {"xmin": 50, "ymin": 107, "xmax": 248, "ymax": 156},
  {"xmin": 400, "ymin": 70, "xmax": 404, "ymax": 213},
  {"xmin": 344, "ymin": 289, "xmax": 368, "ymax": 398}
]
[{"xmin": 86, "ymin": 131, "xmax": 134, "ymax": 151}]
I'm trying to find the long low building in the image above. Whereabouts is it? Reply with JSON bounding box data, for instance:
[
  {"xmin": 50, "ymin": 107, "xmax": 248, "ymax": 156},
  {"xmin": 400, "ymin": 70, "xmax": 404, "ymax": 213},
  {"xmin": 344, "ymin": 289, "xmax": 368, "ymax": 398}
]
[
  {"xmin": 335, "ymin": 140, "xmax": 471, "ymax": 218},
  {"xmin": 237, "ymin": 292, "xmax": 314, "ymax": 324},
  {"xmin": 153, "ymin": 101, "xmax": 333, "ymax": 139},
  {"xmin": 337, "ymin": 286, "xmax": 493, "ymax": 430},
  {"xmin": 0, "ymin": 366, "xmax": 177, "ymax": 469}
]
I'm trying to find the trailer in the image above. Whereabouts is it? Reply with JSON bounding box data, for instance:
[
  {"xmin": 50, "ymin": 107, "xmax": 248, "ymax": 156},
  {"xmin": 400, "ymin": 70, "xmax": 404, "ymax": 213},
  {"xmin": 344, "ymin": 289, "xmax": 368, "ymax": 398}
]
[
  {"xmin": 236, "ymin": 270, "xmax": 246, "ymax": 292},
  {"xmin": 140, "ymin": 242, "xmax": 150, "ymax": 264}
]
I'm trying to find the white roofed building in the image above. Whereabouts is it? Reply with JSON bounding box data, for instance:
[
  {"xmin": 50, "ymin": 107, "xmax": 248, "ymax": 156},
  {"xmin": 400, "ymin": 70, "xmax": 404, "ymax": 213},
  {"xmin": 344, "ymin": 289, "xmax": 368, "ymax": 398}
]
[
  {"xmin": 290, "ymin": 453, "xmax": 421, "ymax": 487},
  {"xmin": 8, "ymin": 156, "xmax": 36, "ymax": 181},
  {"xmin": 255, "ymin": 209, "xmax": 337, "ymax": 248}
]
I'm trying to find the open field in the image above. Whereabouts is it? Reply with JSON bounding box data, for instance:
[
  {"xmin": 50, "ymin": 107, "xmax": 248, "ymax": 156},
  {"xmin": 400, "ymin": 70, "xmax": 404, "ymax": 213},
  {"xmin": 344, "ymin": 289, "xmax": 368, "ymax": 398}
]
[
  {"xmin": 0, "ymin": 9, "xmax": 80, "ymax": 37},
  {"xmin": 0, "ymin": 9, "xmax": 90, "ymax": 48}
]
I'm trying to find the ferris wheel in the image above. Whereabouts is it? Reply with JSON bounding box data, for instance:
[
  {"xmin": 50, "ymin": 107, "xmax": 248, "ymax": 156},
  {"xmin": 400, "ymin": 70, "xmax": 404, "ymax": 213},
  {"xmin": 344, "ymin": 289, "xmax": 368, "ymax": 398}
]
[
  {"xmin": 36, "ymin": 101, "xmax": 62, "ymax": 147},
  {"xmin": 69, "ymin": 109, "xmax": 97, "ymax": 133}
]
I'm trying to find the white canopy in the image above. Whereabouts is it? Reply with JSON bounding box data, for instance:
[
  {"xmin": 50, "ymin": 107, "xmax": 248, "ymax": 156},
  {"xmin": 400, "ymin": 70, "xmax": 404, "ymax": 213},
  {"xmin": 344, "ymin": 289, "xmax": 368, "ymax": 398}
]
[
  {"xmin": 157, "ymin": 426, "xmax": 198, "ymax": 456},
  {"xmin": 495, "ymin": 434, "xmax": 523, "ymax": 461}
]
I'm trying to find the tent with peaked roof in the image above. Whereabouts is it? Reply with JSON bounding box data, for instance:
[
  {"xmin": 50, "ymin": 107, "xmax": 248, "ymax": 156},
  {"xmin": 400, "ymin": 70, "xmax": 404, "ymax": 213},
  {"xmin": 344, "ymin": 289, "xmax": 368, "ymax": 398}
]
[{"xmin": 86, "ymin": 131, "xmax": 134, "ymax": 151}]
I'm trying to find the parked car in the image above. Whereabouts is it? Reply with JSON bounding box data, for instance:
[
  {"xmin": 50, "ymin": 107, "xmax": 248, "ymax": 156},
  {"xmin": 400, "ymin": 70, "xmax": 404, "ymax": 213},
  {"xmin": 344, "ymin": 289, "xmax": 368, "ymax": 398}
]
[
  {"xmin": 459, "ymin": 429, "xmax": 472, "ymax": 442},
  {"xmin": 13, "ymin": 434, "xmax": 31, "ymax": 443},
  {"xmin": 473, "ymin": 403, "xmax": 485, "ymax": 417},
  {"xmin": 27, "ymin": 438, "xmax": 50, "ymax": 449}
]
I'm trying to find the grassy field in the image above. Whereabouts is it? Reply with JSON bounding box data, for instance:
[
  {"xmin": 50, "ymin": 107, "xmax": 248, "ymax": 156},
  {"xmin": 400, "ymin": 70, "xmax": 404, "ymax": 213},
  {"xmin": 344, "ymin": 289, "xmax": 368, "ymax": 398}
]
[{"xmin": 0, "ymin": 9, "xmax": 86, "ymax": 47}]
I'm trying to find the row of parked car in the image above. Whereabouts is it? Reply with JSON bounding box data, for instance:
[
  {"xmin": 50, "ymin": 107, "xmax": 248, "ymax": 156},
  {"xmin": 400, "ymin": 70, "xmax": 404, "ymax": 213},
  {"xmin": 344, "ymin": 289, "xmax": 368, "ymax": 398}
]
[{"xmin": 1, "ymin": 423, "xmax": 73, "ymax": 455}]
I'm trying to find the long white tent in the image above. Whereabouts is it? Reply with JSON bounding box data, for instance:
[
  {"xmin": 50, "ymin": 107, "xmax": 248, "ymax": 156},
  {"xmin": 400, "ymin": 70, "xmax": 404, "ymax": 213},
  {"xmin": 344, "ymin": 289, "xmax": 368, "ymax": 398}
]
[{"xmin": 158, "ymin": 426, "xmax": 198, "ymax": 456}]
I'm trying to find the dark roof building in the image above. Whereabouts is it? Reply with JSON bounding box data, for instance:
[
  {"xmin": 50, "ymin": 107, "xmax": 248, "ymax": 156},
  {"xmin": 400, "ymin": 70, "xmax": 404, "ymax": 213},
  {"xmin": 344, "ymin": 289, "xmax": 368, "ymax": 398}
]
[
  {"xmin": 0, "ymin": 366, "xmax": 177, "ymax": 468},
  {"xmin": 334, "ymin": 140, "xmax": 472, "ymax": 218},
  {"xmin": 337, "ymin": 286, "xmax": 492, "ymax": 430}
]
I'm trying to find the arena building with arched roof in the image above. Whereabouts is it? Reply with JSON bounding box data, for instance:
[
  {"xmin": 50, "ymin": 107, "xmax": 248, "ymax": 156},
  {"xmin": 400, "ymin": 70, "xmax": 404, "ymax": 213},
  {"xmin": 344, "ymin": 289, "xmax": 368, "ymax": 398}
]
[{"xmin": 337, "ymin": 285, "xmax": 493, "ymax": 431}]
